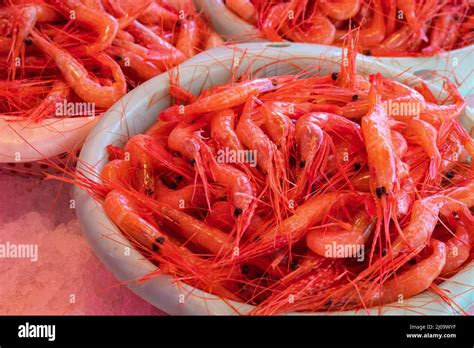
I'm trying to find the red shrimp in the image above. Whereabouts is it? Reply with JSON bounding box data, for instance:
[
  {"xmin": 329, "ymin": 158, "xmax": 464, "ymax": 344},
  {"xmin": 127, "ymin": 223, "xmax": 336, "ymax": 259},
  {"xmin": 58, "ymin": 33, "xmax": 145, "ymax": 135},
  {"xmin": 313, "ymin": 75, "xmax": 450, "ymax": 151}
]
[
  {"xmin": 363, "ymin": 239, "xmax": 446, "ymax": 306},
  {"xmin": 318, "ymin": 0, "xmax": 360, "ymax": 20},
  {"xmin": 30, "ymin": 30, "xmax": 126, "ymax": 108},
  {"xmin": 167, "ymin": 122, "xmax": 212, "ymax": 208},
  {"xmin": 359, "ymin": 0, "xmax": 385, "ymax": 47},
  {"xmin": 405, "ymin": 118, "xmax": 441, "ymax": 181},
  {"xmin": 210, "ymin": 109, "xmax": 244, "ymax": 152},
  {"xmin": 440, "ymin": 224, "xmax": 471, "ymax": 276},
  {"xmin": 159, "ymin": 76, "xmax": 293, "ymax": 122},
  {"xmin": 201, "ymin": 145, "xmax": 256, "ymax": 243},
  {"xmin": 226, "ymin": 0, "xmax": 257, "ymax": 25}
]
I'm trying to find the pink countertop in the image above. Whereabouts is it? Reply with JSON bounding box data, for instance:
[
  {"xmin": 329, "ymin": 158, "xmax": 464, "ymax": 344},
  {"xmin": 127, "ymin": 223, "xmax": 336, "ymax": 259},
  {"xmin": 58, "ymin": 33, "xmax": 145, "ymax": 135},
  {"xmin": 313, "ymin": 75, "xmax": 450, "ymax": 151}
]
[{"xmin": 0, "ymin": 172, "xmax": 163, "ymax": 315}]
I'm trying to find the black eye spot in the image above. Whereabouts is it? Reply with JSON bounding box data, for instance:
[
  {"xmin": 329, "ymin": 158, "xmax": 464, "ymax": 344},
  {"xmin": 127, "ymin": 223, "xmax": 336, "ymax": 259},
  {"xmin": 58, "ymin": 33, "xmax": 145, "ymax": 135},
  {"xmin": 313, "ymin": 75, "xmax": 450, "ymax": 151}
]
[
  {"xmin": 24, "ymin": 37, "xmax": 32, "ymax": 45},
  {"xmin": 189, "ymin": 159, "xmax": 195, "ymax": 166},
  {"xmin": 381, "ymin": 248, "xmax": 387, "ymax": 256},
  {"xmin": 289, "ymin": 260, "xmax": 298, "ymax": 270},
  {"xmin": 375, "ymin": 186, "xmax": 386, "ymax": 198},
  {"xmin": 445, "ymin": 170, "xmax": 455, "ymax": 179},
  {"xmin": 175, "ymin": 175, "xmax": 184, "ymax": 182},
  {"xmin": 151, "ymin": 243, "xmax": 160, "ymax": 252},
  {"xmin": 234, "ymin": 207, "xmax": 243, "ymax": 217},
  {"xmin": 353, "ymin": 162, "xmax": 361, "ymax": 171},
  {"xmin": 169, "ymin": 182, "xmax": 177, "ymax": 189},
  {"xmin": 331, "ymin": 72, "xmax": 339, "ymax": 80},
  {"xmin": 299, "ymin": 160, "xmax": 306, "ymax": 168},
  {"xmin": 352, "ymin": 94, "xmax": 359, "ymax": 101},
  {"xmin": 156, "ymin": 236, "xmax": 165, "ymax": 244},
  {"xmin": 241, "ymin": 264, "xmax": 249, "ymax": 274},
  {"xmin": 289, "ymin": 157, "xmax": 296, "ymax": 166},
  {"xmin": 363, "ymin": 49, "xmax": 372, "ymax": 56},
  {"xmin": 115, "ymin": 55, "xmax": 124, "ymax": 62},
  {"xmin": 144, "ymin": 188, "xmax": 154, "ymax": 196}
]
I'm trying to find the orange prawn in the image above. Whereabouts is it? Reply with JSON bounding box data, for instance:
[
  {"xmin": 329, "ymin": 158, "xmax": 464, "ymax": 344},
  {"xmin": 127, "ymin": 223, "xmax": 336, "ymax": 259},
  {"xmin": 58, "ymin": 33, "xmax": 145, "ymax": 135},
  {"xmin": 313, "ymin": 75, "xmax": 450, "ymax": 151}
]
[{"xmin": 30, "ymin": 30, "xmax": 126, "ymax": 108}]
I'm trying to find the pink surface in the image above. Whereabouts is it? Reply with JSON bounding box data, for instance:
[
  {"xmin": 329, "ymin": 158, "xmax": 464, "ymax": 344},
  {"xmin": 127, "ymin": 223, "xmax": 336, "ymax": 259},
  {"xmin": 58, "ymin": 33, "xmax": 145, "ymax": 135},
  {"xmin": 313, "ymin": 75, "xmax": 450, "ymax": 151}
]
[{"xmin": 0, "ymin": 172, "xmax": 164, "ymax": 315}]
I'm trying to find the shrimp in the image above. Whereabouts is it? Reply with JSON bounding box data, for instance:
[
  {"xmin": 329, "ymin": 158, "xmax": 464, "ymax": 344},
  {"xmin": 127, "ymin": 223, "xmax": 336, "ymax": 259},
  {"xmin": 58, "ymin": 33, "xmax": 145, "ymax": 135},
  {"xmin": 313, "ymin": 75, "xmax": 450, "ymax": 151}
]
[
  {"xmin": 306, "ymin": 211, "xmax": 375, "ymax": 258},
  {"xmin": 405, "ymin": 118, "xmax": 441, "ymax": 181},
  {"xmin": 100, "ymin": 159, "xmax": 132, "ymax": 187},
  {"xmin": 153, "ymin": 180, "xmax": 206, "ymax": 210},
  {"xmin": 285, "ymin": 13, "xmax": 336, "ymax": 45},
  {"xmin": 151, "ymin": 202, "xmax": 234, "ymax": 256},
  {"xmin": 137, "ymin": 2, "xmax": 179, "ymax": 29},
  {"xmin": 201, "ymin": 144, "xmax": 256, "ymax": 244},
  {"xmin": 226, "ymin": 0, "xmax": 257, "ymax": 25},
  {"xmin": 318, "ymin": 0, "xmax": 360, "ymax": 20},
  {"xmin": 103, "ymin": 189, "xmax": 170, "ymax": 251},
  {"xmin": 363, "ymin": 239, "xmax": 446, "ymax": 306},
  {"xmin": 359, "ymin": 0, "xmax": 385, "ymax": 47},
  {"xmin": 238, "ymin": 192, "xmax": 350, "ymax": 261},
  {"xmin": 362, "ymin": 75, "xmax": 398, "ymax": 197},
  {"xmin": 159, "ymin": 77, "xmax": 293, "ymax": 122},
  {"xmin": 52, "ymin": 0, "xmax": 119, "ymax": 54},
  {"xmin": 108, "ymin": 44, "xmax": 162, "ymax": 81},
  {"xmin": 396, "ymin": 0, "xmax": 428, "ymax": 42},
  {"xmin": 210, "ymin": 109, "xmax": 244, "ymax": 152},
  {"xmin": 260, "ymin": 3, "xmax": 291, "ymax": 42},
  {"xmin": 28, "ymin": 80, "xmax": 70, "ymax": 121},
  {"xmin": 440, "ymin": 224, "xmax": 471, "ymax": 276},
  {"xmin": 176, "ymin": 17, "xmax": 199, "ymax": 58},
  {"xmin": 104, "ymin": 190, "xmax": 239, "ymax": 300},
  {"xmin": 236, "ymin": 98, "xmax": 288, "ymax": 224},
  {"xmin": 124, "ymin": 134, "xmax": 193, "ymax": 195},
  {"xmin": 262, "ymin": 101, "xmax": 295, "ymax": 178},
  {"xmin": 29, "ymin": 30, "xmax": 126, "ymax": 108},
  {"xmin": 167, "ymin": 122, "xmax": 212, "ymax": 208}
]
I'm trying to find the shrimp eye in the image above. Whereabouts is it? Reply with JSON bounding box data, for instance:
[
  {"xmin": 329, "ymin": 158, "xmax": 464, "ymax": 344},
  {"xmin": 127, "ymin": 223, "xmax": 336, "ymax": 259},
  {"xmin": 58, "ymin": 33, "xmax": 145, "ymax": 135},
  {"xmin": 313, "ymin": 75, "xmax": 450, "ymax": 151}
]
[
  {"xmin": 289, "ymin": 260, "xmax": 298, "ymax": 270},
  {"xmin": 363, "ymin": 49, "xmax": 372, "ymax": 56},
  {"xmin": 353, "ymin": 162, "xmax": 361, "ymax": 170},
  {"xmin": 445, "ymin": 170, "xmax": 455, "ymax": 179},
  {"xmin": 175, "ymin": 175, "xmax": 184, "ymax": 182},
  {"xmin": 169, "ymin": 182, "xmax": 178, "ymax": 189},
  {"xmin": 151, "ymin": 243, "xmax": 160, "ymax": 252},
  {"xmin": 289, "ymin": 157, "xmax": 296, "ymax": 166},
  {"xmin": 189, "ymin": 159, "xmax": 196, "ymax": 166},
  {"xmin": 114, "ymin": 55, "xmax": 124, "ymax": 62},
  {"xmin": 331, "ymin": 72, "xmax": 339, "ymax": 80},
  {"xmin": 375, "ymin": 186, "xmax": 386, "ymax": 198},
  {"xmin": 299, "ymin": 160, "xmax": 306, "ymax": 168},
  {"xmin": 156, "ymin": 236, "xmax": 165, "ymax": 244},
  {"xmin": 241, "ymin": 265, "xmax": 249, "ymax": 274},
  {"xmin": 352, "ymin": 94, "xmax": 359, "ymax": 101},
  {"xmin": 234, "ymin": 207, "xmax": 243, "ymax": 217},
  {"xmin": 144, "ymin": 188, "xmax": 154, "ymax": 196},
  {"xmin": 24, "ymin": 37, "xmax": 32, "ymax": 45}
]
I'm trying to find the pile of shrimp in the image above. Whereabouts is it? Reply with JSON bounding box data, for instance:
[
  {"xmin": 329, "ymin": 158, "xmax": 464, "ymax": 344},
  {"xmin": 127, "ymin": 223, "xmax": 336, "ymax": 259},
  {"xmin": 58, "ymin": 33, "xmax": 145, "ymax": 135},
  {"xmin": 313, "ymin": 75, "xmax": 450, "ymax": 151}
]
[
  {"xmin": 0, "ymin": 0, "xmax": 223, "ymax": 121},
  {"xmin": 225, "ymin": 0, "xmax": 474, "ymax": 56},
  {"xmin": 77, "ymin": 40, "xmax": 474, "ymax": 315}
]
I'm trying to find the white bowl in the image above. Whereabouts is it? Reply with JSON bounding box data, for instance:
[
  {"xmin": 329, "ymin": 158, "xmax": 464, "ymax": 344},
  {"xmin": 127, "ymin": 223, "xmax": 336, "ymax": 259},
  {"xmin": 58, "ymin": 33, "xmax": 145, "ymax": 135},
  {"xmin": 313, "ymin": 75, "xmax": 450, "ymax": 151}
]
[
  {"xmin": 0, "ymin": 117, "xmax": 98, "ymax": 163},
  {"xmin": 75, "ymin": 42, "xmax": 474, "ymax": 315}
]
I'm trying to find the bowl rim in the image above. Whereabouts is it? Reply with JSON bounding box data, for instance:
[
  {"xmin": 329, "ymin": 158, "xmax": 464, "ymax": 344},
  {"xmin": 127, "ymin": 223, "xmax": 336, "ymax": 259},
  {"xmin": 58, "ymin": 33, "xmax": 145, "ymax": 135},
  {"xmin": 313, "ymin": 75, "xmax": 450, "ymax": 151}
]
[{"xmin": 75, "ymin": 42, "xmax": 474, "ymax": 315}]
